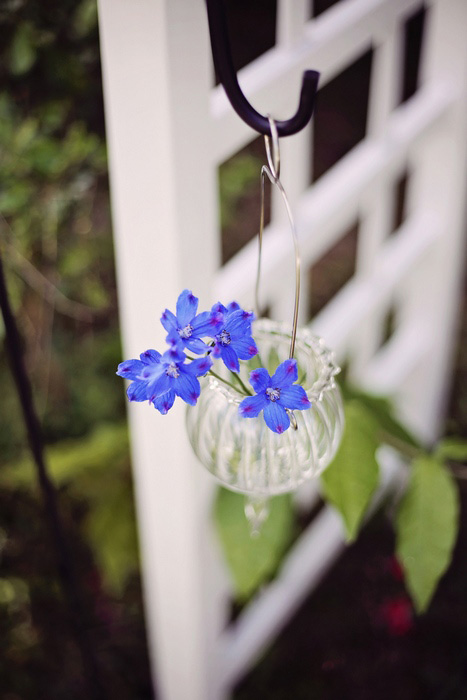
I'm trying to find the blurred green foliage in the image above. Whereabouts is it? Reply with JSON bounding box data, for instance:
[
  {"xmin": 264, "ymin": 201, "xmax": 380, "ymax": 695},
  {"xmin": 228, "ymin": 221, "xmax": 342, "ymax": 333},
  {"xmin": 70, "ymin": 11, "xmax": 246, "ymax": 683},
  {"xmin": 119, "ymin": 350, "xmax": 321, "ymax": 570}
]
[
  {"xmin": 219, "ymin": 153, "xmax": 261, "ymax": 229},
  {"xmin": 0, "ymin": 423, "xmax": 138, "ymax": 596},
  {"xmin": 0, "ymin": 422, "xmax": 128, "ymax": 489},
  {"xmin": 0, "ymin": 4, "xmax": 142, "ymax": 685},
  {"xmin": 0, "ymin": 0, "xmax": 103, "ymax": 127},
  {"xmin": 0, "ymin": 0, "xmax": 122, "ymax": 461}
]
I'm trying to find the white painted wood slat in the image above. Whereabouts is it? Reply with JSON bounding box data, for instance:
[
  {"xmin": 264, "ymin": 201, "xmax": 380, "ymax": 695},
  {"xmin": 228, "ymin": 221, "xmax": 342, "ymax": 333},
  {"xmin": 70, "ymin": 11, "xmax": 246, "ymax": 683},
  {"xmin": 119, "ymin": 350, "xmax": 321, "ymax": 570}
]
[
  {"xmin": 211, "ymin": 0, "xmax": 422, "ymax": 163},
  {"xmin": 215, "ymin": 82, "xmax": 454, "ymax": 309}
]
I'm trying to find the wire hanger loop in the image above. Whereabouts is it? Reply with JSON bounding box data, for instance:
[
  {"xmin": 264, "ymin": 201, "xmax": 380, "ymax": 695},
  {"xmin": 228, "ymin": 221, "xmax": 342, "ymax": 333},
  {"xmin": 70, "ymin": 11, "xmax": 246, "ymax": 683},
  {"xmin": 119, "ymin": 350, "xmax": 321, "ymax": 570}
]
[
  {"xmin": 264, "ymin": 117, "xmax": 280, "ymax": 179},
  {"xmin": 255, "ymin": 116, "xmax": 301, "ymax": 362}
]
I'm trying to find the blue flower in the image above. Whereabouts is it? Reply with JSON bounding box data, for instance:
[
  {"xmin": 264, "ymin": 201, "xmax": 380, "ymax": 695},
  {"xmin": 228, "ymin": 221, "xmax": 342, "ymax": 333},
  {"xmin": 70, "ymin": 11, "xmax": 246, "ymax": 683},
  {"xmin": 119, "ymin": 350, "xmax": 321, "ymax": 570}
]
[
  {"xmin": 208, "ymin": 302, "xmax": 258, "ymax": 372},
  {"xmin": 116, "ymin": 346, "xmax": 212, "ymax": 414},
  {"xmin": 161, "ymin": 289, "xmax": 220, "ymax": 355},
  {"xmin": 238, "ymin": 359, "xmax": 311, "ymax": 433}
]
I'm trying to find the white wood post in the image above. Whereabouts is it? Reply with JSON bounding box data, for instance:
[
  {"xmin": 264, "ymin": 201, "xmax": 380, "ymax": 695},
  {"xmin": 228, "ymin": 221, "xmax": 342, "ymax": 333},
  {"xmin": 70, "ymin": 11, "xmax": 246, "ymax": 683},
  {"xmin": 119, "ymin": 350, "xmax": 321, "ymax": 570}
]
[{"xmin": 97, "ymin": 1, "xmax": 230, "ymax": 698}]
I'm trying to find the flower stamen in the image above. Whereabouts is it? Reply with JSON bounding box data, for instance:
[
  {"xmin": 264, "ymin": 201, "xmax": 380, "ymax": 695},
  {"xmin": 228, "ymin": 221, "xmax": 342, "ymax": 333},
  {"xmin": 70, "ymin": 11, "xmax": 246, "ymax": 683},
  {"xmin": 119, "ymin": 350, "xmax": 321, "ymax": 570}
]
[
  {"xmin": 178, "ymin": 324, "xmax": 193, "ymax": 339},
  {"xmin": 166, "ymin": 362, "xmax": 180, "ymax": 378},
  {"xmin": 266, "ymin": 387, "xmax": 281, "ymax": 402},
  {"xmin": 217, "ymin": 329, "xmax": 231, "ymax": 346}
]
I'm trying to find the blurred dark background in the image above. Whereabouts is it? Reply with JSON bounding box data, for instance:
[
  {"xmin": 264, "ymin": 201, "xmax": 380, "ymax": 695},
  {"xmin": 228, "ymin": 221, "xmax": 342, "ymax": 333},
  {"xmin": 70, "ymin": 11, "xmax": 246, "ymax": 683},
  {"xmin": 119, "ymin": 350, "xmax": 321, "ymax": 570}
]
[{"xmin": 0, "ymin": 1, "xmax": 465, "ymax": 698}]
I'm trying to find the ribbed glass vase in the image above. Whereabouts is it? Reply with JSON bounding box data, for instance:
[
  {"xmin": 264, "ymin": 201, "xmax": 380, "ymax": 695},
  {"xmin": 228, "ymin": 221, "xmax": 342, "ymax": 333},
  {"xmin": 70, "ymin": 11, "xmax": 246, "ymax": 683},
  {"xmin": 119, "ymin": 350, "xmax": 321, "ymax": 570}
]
[{"xmin": 186, "ymin": 319, "xmax": 344, "ymax": 498}]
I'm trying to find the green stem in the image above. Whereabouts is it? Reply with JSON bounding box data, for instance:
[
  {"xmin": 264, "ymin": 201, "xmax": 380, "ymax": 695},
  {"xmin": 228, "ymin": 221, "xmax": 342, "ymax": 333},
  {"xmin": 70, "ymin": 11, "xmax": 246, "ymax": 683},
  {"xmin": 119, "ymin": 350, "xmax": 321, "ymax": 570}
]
[
  {"xmin": 185, "ymin": 352, "xmax": 252, "ymax": 395},
  {"xmin": 255, "ymin": 350, "xmax": 267, "ymax": 371},
  {"xmin": 230, "ymin": 371, "xmax": 252, "ymax": 396},
  {"xmin": 378, "ymin": 429, "xmax": 424, "ymax": 461},
  {"xmin": 208, "ymin": 369, "xmax": 248, "ymax": 395}
]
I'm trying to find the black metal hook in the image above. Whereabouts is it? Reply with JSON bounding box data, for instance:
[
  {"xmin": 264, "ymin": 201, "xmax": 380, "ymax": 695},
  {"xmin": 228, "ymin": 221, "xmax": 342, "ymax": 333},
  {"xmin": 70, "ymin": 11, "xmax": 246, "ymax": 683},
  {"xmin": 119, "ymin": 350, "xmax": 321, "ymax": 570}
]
[{"xmin": 206, "ymin": 0, "xmax": 320, "ymax": 138}]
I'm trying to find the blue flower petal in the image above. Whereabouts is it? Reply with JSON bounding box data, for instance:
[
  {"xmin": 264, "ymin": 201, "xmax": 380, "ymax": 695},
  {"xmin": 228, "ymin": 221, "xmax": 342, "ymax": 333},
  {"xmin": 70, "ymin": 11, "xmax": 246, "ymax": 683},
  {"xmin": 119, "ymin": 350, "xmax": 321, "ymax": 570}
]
[
  {"xmin": 227, "ymin": 301, "xmax": 241, "ymax": 312},
  {"xmin": 162, "ymin": 346, "xmax": 185, "ymax": 364},
  {"xmin": 211, "ymin": 312, "xmax": 225, "ymax": 333},
  {"xmin": 183, "ymin": 357, "xmax": 212, "ymax": 377},
  {"xmin": 279, "ymin": 385, "xmax": 311, "ymax": 410},
  {"xmin": 185, "ymin": 337, "xmax": 209, "ymax": 355},
  {"xmin": 225, "ymin": 309, "xmax": 253, "ymax": 338},
  {"xmin": 233, "ymin": 336, "xmax": 258, "ymax": 360},
  {"xmin": 211, "ymin": 301, "xmax": 227, "ymax": 316},
  {"xmin": 176, "ymin": 290, "xmax": 198, "ymax": 327},
  {"xmin": 220, "ymin": 345, "xmax": 240, "ymax": 372},
  {"xmin": 166, "ymin": 329, "xmax": 184, "ymax": 349},
  {"xmin": 140, "ymin": 349, "xmax": 161, "ymax": 364},
  {"xmin": 140, "ymin": 362, "xmax": 165, "ymax": 382},
  {"xmin": 147, "ymin": 373, "xmax": 171, "ymax": 400},
  {"xmin": 264, "ymin": 401, "xmax": 290, "ymax": 434},
  {"xmin": 117, "ymin": 359, "xmax": 144, "ymax": 380},
  {"xmin": 239, "ymin": 393, "xmax": 268, "ymax": 418},
  {"xmin": 152, "ymin": 389, "xmax": 176, "ymax": 414},
  {"xmin": 174, "ymin": 372, "xmax": 200, "ymax": 405},
  {"xmin": 249, "ymin": 367, "xmax": 270, "ymax": 393},
  {"xmin": 201, "ymin": 308, "xmax": 224, "ymax": 336},
  {"xmin": 127, "ymin": 380, "xmax": 148, "ymax": 402},
  {"xmin": 211, "ymin": 344, "xmax": 222, "ymax": 359},
  {"xmin": 271, "ymin": 359, "xmax": 298, "ymax": 388},
  {"xmin": 191, "ymin": 311, "xmax": 217, "ymax": 336},
  {"xmin": 160, "ymin": 309, "xmax": 178, "ymax": 334}
]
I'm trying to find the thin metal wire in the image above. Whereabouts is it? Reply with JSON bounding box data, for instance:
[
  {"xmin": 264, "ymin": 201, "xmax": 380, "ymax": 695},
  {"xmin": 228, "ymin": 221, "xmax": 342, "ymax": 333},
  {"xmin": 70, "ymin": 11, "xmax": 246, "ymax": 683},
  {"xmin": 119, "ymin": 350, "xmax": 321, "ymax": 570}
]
[
  {"xmin": 264, "ymin": 118, "xmax": 280, "ymax": 179},
  {"xmin": 255, "ymin": 116, "xmax": 301, "ymax": 361}
]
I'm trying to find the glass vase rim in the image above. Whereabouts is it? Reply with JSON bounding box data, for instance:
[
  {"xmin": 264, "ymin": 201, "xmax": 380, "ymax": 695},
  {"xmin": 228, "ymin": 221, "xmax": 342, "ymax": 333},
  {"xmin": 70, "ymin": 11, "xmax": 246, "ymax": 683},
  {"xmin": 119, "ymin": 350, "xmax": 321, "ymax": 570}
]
[{"xmin": 206, "ymin": 317, "xmax": 340, "ymax": 405}]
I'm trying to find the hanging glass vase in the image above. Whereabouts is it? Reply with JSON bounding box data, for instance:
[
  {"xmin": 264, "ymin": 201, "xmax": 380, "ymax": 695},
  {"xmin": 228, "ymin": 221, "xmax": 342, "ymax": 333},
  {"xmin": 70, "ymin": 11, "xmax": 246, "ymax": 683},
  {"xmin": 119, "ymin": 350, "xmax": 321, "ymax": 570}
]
[
  {"xmin": 186, "ymin": 318, "xmax": 344, "ymax": 495},
  {"xmin": 187, "ymin": 116, "xmax": 345, "ymax": 531}
]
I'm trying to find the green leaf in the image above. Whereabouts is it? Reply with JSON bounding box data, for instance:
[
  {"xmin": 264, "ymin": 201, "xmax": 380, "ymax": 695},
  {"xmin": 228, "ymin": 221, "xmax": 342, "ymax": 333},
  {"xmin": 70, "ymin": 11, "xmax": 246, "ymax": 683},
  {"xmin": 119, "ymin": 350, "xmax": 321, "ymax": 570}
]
[
  {"xmin": 341, "ymin": 384, "xmax": 420, "ymax": 448},
  {"xmin": 321, "ymin": 401, "xmax": 380, "ymax": 540},
  {"xmin": 396, "ymin": 456, "xmax": 459, "ymax": 613},
  {"xmin": 0, "ymin": 182, "xmax": 33, "ymax": 215},
  {"xmin": 214, "ymin": 488, "xmax": 294, "ymax": 601},
  {"xmin": 435, "ymin": 438, "xmax": 467, "ymax": 463},
  {"xmin": 60, "ymin": 246, "xmax": 94, "ymax": 277},
  {"xmin": 73, "ymin": 0, "xmax": 99, "ymax": 38},
  {"xmin": 8, "ymin": 23, "xmax": 37, "ymax": 75},
  {"xmin": 80, "ymin": 276, "xmax": 110, "ymax": 310}
]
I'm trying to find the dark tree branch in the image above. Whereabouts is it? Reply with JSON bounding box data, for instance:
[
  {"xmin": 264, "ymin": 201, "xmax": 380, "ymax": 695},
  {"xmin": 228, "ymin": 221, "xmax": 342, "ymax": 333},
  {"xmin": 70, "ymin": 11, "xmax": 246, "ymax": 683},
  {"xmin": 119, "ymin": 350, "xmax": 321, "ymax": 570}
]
[{"xmin": 0, "ymin": 251, "xmax": 106, "ymax": 699}]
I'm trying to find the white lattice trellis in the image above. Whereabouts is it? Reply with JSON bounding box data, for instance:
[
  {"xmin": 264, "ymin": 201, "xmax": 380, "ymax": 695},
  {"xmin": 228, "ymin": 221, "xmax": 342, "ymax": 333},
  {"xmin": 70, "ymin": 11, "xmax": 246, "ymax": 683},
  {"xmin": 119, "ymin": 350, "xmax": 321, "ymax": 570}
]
[{"xmin": 97, "ymin": 0, "xmax": 467, "ymax": 698}]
